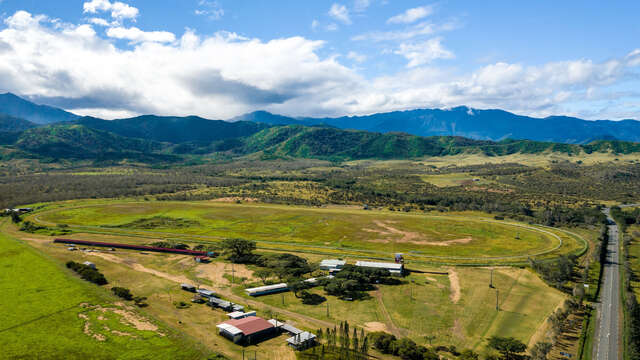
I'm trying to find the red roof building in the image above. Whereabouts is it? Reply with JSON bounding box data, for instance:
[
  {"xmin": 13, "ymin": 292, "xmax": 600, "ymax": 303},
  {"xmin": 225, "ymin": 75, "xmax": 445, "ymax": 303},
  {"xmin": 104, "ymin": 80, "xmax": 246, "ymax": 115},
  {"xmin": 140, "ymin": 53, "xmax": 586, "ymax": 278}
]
[{"xmin": 216, "ymin": 316, "xmax": 276, "ymax": 344}]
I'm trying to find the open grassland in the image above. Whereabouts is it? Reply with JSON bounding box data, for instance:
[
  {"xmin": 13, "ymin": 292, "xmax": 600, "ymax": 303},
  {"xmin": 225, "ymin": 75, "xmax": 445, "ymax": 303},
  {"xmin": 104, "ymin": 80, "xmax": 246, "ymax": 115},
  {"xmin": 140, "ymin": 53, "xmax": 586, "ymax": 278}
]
[
  {"xmin": 0, "ymin": 219, "xmax": 209, "ymax": 360},
  {"xmin": 9, "ymin": 219, "xmax": 566, "ymax": 357},
  {"xmin": 32, "ymin": 200, "xmax": 583, "ymax": 265},
  {"xmin": 229, "ymin": 265, "xmax": 565, "ymax": 356}
]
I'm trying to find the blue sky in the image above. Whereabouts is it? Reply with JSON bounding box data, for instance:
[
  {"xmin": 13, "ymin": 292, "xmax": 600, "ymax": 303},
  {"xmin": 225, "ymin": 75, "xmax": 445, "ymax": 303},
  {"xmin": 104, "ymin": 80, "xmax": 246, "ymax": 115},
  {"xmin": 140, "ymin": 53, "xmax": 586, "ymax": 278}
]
[{"xmin": 0, "ymin": 0, "xmax": 639, "ymax": 120}]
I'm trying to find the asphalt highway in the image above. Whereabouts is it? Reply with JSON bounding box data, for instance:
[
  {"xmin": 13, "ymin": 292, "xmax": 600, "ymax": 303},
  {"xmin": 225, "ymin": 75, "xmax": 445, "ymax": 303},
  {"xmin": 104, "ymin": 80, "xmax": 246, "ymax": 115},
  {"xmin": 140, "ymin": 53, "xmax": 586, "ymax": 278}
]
[{"xmin": 594, "ymin": 208, "xmax": 620, "ymax": 360}]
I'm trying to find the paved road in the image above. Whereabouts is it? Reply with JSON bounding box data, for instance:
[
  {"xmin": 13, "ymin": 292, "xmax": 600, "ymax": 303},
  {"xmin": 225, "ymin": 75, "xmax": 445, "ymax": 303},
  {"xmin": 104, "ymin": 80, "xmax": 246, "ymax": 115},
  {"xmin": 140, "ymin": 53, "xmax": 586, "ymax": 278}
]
[{"xmin": 594, "ymin": 208, "xmax": 620, "ymax": 360}]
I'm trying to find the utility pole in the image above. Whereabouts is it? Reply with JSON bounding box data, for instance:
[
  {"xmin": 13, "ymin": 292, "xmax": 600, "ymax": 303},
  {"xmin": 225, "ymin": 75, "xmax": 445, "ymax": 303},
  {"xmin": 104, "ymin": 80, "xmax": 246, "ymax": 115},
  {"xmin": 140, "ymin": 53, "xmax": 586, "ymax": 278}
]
[
  {"xmin": 489, "ymin": 269, "xmax": 494, "ymax": 288},
  {"xmin": 282, "ymin": 293, "xmax": 285, "ymax": 305},
  {"xmin": 410, "ymin": 279, "xmax": 414, "ymax": 300},
  {"xmin": 495, "ymin": 289, "xmax": 499, "ymax": 311}
]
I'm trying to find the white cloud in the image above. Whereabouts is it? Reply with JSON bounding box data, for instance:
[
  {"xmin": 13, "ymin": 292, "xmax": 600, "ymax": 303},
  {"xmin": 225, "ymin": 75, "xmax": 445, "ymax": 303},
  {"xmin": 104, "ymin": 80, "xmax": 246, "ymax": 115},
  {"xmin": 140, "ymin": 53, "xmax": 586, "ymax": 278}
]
[
  {"xmin": 83, "ymin": 0, "xmax": 139, "ymax": 21},
  {"xmin": 354, "ymin": 0, "xmax": 371, "ymax": 12},
  {"xmin": 347, "ymin": 51, "xmax": 366, "ymax": 63},
  {"xmin": 88, "ymin": 18, "xmax": 112, "ymax": 27},
  {"xmin": 1, "ymin": 10, "xmax": 639, "ymax": 120},
  {"xmin": 106, "ymin": 26, "xmax": 176, "ymax": 43},
  {"xmin": 387, "ymin": 5, "xmax": 433, "ymax": 24},
  {"xmin": 329, "ymin": 3, "xmax": 351, "ymax": 24},
  {"xmin": 394, "ymin": 38, "xmax": 454, "ymax": 67},
  {"xmin": 195, "ymin": 1, "xmax": 224, "ymax": 20},
  {"xmin": 352, "ymin": 20, "xmax": 458, "ymax": 42}
]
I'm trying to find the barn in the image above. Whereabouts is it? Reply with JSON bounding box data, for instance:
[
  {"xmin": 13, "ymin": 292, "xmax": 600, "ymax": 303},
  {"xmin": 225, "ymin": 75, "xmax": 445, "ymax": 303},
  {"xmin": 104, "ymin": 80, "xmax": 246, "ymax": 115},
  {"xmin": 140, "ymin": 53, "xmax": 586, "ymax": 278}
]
[{"xmin": 216, "ymin": 316, "xmax": 276, "ymax": 344}]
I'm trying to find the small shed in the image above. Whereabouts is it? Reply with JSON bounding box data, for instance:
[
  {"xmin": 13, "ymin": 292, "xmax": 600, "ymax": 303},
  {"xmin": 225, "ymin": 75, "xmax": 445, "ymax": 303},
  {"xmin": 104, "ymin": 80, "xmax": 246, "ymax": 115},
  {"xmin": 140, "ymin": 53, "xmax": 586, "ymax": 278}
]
[
  {"xmin": 287, "ymin": 331, "xmax": 317, "ymax": 350},
  {"xmin": 227, "ymin": 311, "xmax": 256, "ymax": 320},
  {"xmin": 181, "ymin": 283, "xmax": 196, "ymax": 292},
  {"xmin": 197, "ymin": 289, "xmax": 216, "ymax": 298},
  {"xmin": 83, "ymin": 261, "xmax": 96, "ymax": 269},
  {"xmin": 209, "ymin": 297, "xmax": 233, "ymax": 311},
  {"xmin": 194, "ymin": 256, "xmax": 210, "ymax": 263},
  {"xmin": 319, "ymin": 259, "xmax": 346, "ymax": 271}
]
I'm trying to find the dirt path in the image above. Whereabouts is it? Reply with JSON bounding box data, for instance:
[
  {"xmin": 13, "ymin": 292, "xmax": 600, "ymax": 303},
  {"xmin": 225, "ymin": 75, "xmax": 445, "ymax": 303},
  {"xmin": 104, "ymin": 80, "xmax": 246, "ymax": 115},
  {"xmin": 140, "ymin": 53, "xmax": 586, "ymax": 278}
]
[
  {"xmin": 373, "ymin": 290, "xmax": 405, "ymax": 337},
  {"xmin": 448, "ymin": 269, "xmax": 461, "ymax": 304}
]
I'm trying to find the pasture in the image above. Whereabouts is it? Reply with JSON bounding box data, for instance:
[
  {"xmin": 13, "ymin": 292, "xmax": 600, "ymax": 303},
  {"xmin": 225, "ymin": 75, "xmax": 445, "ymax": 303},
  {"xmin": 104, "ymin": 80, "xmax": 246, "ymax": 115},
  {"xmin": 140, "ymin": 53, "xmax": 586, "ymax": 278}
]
[
  {"xmin": 0, "ymin": 219, "xmax": 209, "ymax": 360},
  {"xmin": 33, "ymin": 201, "xmax": 582, "ymax": 264}
]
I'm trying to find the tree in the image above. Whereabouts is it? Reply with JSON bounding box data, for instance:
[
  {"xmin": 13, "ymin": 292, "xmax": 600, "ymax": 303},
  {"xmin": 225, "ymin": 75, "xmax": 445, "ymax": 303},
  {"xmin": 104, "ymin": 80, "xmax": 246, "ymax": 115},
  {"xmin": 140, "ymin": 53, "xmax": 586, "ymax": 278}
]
[
  {"xmin": 530, "ymin": 342, "xmax": 552, "ymax": 360},
  {"xmin": 487, "ymin": 336, "xmax": 527, "ymax": 360},
  {"xmin": 352, "ymin": 328, "xmax": 359, "ymax": 353},
  {"xmin": 111, "ymin": 286, "xmax": 133, "ymax": 300},
  {"xmin": 288, "ymin": 279, "xmax": 309, "ymax": 298},
  {"xmin": 254, "ymin": 269, "xmax": 272, "ymax": 284},
  {"xmin": 10, "ymin": 211, "xmax": 21, "ymax": 223},
  {"xmin": 459, "ymin": 349, "xmax": 479, "ymax": 360},
  {"xmin": 133, "ymin": 296, "xmax": 148, "ymax": 307},
  {"xmin": 221, "ymin": 238, "xmax": 256, "ymax": 263}
]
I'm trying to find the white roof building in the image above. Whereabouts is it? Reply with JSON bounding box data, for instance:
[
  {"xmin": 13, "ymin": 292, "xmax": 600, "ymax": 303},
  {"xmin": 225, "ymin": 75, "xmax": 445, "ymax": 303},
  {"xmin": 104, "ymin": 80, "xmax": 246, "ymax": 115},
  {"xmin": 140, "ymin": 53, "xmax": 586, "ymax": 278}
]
[
  {"xmin": 319, "ymin": 259, "xmax": 346, "ymax": 270},
  {"xmin": 245, "ymin": 283, "xmax": 289, "ymax": 296},
  {"xmin": 227, "ymin": 311, "xmax": 256, "ymax": 319},
  {"xmin": 355, "ymin": 261, "xmax": 403, "ymax": 275}
]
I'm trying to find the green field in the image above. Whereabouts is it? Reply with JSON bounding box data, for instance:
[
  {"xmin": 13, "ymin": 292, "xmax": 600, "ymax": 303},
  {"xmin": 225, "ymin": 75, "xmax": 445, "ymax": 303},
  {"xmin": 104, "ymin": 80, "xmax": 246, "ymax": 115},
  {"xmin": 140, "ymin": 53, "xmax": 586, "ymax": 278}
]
[
  {"xmin": 0, "ymin": 219, "xmax": 209, "ymax": 360},
  {"xmin": 33, "ymin": 201, "xmax": 578, "ymax": 264},
  {"xmin": 237, "ymin": 266, "xmax": 565, "ymax": 355}
]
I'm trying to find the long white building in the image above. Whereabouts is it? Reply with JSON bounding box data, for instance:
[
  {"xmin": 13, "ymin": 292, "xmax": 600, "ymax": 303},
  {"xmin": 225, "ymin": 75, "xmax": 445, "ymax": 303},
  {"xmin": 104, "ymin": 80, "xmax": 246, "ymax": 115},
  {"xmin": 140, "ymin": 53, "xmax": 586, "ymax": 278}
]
[{"xmin": 355, "ymin": 260, "xmax": 403, "ymax": 275}]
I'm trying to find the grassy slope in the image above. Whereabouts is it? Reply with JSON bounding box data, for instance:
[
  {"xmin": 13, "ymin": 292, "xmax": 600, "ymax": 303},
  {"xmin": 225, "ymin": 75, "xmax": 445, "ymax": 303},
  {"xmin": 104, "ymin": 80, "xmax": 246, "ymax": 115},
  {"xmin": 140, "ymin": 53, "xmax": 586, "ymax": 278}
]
[{"xmin": 0, "ymin": 219, "xmax": 208, "ymax": 360}]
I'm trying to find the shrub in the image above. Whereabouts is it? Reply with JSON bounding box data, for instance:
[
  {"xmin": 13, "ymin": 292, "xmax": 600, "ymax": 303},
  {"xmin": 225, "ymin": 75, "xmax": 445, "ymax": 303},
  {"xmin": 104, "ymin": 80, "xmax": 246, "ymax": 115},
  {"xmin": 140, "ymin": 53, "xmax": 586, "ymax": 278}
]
[
  {"xmin": 66, "ymin": 261, "xmax": 108, "ymax": 285},
  {"xmin": 111, "ymin": 286, "xmax": 133, "ymax": 300}
]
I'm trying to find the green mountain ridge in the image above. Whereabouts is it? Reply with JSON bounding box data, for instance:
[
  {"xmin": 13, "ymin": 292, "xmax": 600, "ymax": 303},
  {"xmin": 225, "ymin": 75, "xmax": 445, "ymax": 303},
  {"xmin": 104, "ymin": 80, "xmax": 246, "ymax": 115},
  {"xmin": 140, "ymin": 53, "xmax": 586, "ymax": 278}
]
[{"xmin": 1, "ymin": 122, "xmax": 640, "ymax": 163}]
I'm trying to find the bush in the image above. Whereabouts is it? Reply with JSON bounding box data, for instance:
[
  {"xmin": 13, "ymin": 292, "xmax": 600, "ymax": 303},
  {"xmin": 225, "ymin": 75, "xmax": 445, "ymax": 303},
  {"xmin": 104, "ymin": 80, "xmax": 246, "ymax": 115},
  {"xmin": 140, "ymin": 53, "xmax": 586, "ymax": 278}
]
[
  {"xmin": 300, "ymin": 291, "xmax": 326, "ymax": 305},
  {"xmin": 66, "ymin": 261, "xmax": 108, "ymax": 285},
  {"xmin": 111, "ymin": 286, "xmax": 133, "ymax": 300}
]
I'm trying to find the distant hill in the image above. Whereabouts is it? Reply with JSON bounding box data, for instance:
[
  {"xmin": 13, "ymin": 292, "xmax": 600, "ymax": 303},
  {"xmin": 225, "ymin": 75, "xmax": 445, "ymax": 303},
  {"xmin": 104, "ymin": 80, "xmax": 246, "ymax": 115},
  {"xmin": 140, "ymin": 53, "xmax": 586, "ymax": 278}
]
[
  {"xmin": 13, "ymin": 124, "xmax": 173, "ymax": 161},
  {"xmin": 0, "ymin": 93, "xmax": 79, "ymax": 124},
  {"xmin": 75, "ymin": 115, "xmax": 270, "ymax": 143},
  {"xmin": 240, "ymin": 125, "xmax": 640, "ymax": 161},
  {"xmin": 237, "ymin": 107, "xmax": 640, "ymax": 144},
  {"xmin": 0, "ymin": 114, "xmax": 38, "ymax": 132},
  {"xmin": 2, "ymin": 122, "xmax": 640, "ymax": 163}
]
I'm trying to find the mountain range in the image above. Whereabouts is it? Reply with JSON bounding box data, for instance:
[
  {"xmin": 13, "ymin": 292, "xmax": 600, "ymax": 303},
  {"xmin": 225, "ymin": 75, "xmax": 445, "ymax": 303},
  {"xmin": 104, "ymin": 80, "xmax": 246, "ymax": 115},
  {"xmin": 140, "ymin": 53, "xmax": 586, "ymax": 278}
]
[
  {"xmin": 235, "ymin": 107, "xmax": 640, "ymax": 144},
  {"xmin": 1, "ymin": 92, "xmax": 640, "ymax": 163}
]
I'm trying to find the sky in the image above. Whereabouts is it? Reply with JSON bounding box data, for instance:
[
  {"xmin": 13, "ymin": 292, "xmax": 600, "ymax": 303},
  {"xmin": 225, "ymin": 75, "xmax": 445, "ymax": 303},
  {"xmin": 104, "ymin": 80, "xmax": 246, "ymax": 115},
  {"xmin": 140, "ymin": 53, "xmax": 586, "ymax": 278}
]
[{"xmin": 0, "ymin": 1, "xmax": 639, "ymax": 120}]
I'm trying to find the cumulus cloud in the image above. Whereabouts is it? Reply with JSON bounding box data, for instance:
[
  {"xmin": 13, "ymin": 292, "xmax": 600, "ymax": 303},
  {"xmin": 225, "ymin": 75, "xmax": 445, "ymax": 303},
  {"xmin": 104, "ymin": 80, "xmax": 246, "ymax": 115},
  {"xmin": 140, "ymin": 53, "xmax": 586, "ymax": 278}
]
[
  {"xmin": 0, "ymin": 11, "xmax": 359, "ymax": 118},
  {"xmin": 0, "ymin": 9, "xmax": 639, "ymax": 120},
  {"xmin": 329, "ymin": 3, "xmax": 351, "ymax": 24},
  {"xmin": 106, "ymin": 26, "xmax": 176, "ymax": 43},
  {"xmin": 88, "ymin": 18, "xmax": 112, "ymax": 27},
  {"xmin": 387, "ymin": 5, "xmax": 434, "ymax": 24},
  {"xmin": 83, "ymin": 0, "xmax": 139, "ymax": 21},
  {"xmin": 394, "ymin": 38, "xmax": 454, "ymax": 67}
]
